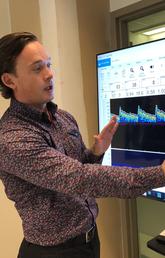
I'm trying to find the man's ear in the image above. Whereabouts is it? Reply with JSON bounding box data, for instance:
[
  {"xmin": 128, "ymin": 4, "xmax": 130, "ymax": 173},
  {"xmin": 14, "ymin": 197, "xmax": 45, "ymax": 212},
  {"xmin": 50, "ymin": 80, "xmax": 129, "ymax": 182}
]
[{"xmin": 1, "ymin": 73, "xmax": 16, "ymax": 89}]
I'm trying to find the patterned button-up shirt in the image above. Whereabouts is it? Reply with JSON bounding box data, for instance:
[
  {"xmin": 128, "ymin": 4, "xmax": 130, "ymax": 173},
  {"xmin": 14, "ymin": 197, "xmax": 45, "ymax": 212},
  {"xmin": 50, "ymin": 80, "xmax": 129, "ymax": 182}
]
[{"xmin": 0, "ymin": 98, "xmax": 165, "ymax": 246}]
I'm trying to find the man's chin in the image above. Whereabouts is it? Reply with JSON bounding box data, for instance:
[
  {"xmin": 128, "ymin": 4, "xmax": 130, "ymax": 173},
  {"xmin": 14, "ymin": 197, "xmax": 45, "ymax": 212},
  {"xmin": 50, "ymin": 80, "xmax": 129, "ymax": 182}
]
[
  {"xmin": 46, "ymin": 95, "xmax": 54, "ymax": 103},
  {"xmin": 49, "ymin": 95, "xmax": 54, "ymax": 102}
]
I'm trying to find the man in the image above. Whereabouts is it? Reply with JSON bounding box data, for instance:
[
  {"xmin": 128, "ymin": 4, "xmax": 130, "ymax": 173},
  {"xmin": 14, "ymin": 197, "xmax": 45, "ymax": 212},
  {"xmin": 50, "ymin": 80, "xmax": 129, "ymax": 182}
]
[{"xmin": 0, "ymin": 32, "xmax": 165, "ymax": 258}]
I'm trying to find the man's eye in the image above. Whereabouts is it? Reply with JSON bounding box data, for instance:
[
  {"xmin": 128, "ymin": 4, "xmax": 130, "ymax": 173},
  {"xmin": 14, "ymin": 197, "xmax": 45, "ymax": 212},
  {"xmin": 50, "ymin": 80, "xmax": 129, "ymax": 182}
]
[
  {"xmin": 32, "ymin": 61, "xmax": 52, "ymax": 72},
  {"xmin": 47, "ymin": 62, "xmax": 52, "ymax": 68},
  {"xmin": 33, "ymin": 66, "xmax": 42, "ymax": 72}
]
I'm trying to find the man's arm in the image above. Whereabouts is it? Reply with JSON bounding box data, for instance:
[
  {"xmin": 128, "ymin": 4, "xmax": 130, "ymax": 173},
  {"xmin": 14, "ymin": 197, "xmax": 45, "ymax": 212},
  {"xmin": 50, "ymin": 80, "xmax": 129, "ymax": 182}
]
[
  {"xmin": 0, "ymin": 126, "xmax": 165, "ymax": 199},
  {"xmin": 162, "ymin": 161, "xmax": 165, "ymax": 175}
]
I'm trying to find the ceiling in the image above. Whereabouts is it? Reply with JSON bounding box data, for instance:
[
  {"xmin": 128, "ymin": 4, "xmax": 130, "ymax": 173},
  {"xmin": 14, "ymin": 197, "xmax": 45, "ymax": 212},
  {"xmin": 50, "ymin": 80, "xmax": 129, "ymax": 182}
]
[{"xmin": 128, "ymin": 10, "xmax": 165, "ymax": 33}]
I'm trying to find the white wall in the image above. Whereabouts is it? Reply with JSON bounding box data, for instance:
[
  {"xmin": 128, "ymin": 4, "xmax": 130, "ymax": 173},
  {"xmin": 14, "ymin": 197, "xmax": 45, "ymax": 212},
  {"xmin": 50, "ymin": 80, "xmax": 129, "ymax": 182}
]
[
  {"xmin": 39, "ymin": 0, "xmax": 88, "ymax": 144},
  {"xmin": 109, "ymin": 0, "xmax": 142, "ymax": 11}
]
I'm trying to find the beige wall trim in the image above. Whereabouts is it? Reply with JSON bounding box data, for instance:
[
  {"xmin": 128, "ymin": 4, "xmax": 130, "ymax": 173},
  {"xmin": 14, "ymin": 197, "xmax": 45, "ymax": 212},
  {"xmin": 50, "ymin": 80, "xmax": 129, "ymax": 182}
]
[
  {"xmin": 9, "ymin": 0, "xmax": 42, "ymax": 39},
  {"xmin": 0, "ymin": 0, "xmax": 11, "ymax": 36},
  {"xmin": 119, "ymin": 199, "xmax": 139, "ymax": 258},
  {"xmin": 76, "ymin": 0, "xmax": 110, "ymax": 146}
]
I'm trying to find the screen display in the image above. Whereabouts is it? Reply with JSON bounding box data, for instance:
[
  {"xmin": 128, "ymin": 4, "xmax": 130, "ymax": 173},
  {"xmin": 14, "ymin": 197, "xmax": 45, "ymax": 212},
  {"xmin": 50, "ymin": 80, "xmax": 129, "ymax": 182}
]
[{"xmin": 97, "ymin": 39, "xmax": 165, "ymax": 201}]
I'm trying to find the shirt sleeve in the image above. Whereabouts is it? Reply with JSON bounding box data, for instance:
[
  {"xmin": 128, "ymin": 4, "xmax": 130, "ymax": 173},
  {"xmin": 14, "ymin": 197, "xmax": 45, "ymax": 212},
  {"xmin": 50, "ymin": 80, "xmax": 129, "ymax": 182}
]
[
  {"xmin": 82, "ymin": 149, "xmax": 104, "ymax": 164},
  {"xmin": 0, "ymin": 127, "xmax": 165, "ymax": 199}
]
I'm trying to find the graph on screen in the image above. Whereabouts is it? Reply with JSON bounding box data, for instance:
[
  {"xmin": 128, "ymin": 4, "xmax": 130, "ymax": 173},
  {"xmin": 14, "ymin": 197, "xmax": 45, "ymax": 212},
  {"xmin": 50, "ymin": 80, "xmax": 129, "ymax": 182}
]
[{"xmin": 97, "ymin": 38, "xmax": 165, "ymax": 201}]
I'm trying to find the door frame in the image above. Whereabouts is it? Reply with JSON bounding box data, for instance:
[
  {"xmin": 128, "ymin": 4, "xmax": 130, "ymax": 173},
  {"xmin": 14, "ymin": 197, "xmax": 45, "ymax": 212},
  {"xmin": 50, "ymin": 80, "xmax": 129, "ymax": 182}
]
[{"xmin": 109, "ymin": 0, "xmax": 165, "ymax": 50}]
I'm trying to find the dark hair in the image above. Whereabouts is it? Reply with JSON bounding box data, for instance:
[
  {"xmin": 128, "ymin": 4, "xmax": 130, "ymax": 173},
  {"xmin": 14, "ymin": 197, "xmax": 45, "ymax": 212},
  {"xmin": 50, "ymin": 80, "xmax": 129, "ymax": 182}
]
[{"xmin": 0, "ymin": 32, "xmax": 38, "ymax": 99}]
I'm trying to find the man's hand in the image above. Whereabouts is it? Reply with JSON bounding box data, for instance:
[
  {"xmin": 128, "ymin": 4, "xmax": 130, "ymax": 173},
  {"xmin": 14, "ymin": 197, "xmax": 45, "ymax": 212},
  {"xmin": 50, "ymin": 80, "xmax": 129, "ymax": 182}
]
[
  {"xmin": 91, "ymin": 116, "xmax": 119, "ymax": 156},
  {"xmin": 162, "ymin": 161, "xmax": 165, "ymax": 176}
]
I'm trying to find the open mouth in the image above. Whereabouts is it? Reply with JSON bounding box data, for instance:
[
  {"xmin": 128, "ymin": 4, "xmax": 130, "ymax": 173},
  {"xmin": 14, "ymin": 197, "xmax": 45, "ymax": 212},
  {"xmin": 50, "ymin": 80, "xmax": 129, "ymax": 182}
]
[{"xmin": 45, "ymin": 85, "xmax": 53, "ymax": 91}]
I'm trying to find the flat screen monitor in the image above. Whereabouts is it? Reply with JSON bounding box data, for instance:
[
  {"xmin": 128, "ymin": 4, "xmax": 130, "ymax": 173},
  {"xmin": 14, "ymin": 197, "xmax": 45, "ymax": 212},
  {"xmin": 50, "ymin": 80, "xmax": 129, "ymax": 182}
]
[{"xmin": 96, "ymin": 38, "xmax": 165, "ymax": 201}]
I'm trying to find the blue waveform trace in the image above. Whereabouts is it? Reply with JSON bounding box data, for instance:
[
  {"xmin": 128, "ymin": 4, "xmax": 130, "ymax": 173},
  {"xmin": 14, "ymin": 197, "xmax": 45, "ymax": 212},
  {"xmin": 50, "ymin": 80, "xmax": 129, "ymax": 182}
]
[
  {"xmin": 111, "ymin": 105, "xmax": 165, "ymax": 124},
  {"xmin": 156, "ymin": 105, "xmax": 165, "ymax": 122},
  {"xmin": 138, "ymin": 106, "xmax": 156, "ymax": 123},
  {"xmin": 118, "ymin": 107, "xmax": 138, "ymax": 123}
]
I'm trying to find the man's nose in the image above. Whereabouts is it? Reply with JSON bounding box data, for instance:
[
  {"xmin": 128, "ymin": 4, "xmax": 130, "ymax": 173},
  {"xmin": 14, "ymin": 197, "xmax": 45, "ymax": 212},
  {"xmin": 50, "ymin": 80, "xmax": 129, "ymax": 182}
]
[{"xmin": 44, "ymin": 67, "xmax": 54, "ymax": 80}]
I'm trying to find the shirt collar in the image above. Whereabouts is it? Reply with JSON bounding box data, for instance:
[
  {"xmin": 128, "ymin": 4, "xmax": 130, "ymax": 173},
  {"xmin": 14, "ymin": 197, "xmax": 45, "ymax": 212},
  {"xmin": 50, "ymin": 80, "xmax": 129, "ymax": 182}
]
[{"xmin": 10, "ymin": 98, "xmax": 58, "ymax": 123}]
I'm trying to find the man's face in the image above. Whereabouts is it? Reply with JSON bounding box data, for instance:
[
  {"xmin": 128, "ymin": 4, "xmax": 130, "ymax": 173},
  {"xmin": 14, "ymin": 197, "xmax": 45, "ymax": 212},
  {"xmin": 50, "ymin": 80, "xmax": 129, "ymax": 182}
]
[{"xmin": 9, "ymin": 41, "xmax": 54, "ymax": 110}]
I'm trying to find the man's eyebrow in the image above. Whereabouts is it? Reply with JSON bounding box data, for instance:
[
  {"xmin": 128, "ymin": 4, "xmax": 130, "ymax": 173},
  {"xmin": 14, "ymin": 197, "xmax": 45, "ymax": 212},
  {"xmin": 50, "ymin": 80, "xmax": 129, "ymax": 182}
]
[{"xmin": 30, "ymin": 57, "xmax": 51, "ymax": 66}]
